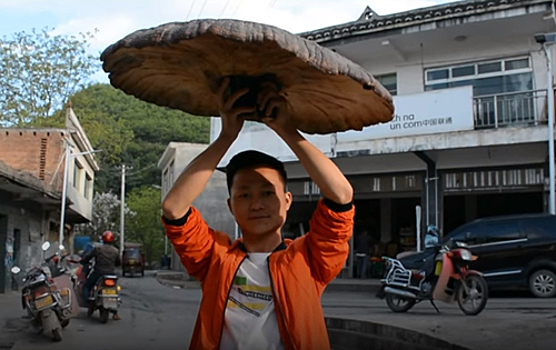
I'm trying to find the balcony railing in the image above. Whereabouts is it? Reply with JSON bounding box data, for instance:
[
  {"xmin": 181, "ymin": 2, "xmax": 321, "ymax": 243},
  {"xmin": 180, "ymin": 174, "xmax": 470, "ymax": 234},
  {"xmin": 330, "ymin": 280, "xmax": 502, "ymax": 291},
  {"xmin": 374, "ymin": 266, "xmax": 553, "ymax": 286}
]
[{"xmin": 473, "ymin": 90, "xmax": 547, "ymax": 128}]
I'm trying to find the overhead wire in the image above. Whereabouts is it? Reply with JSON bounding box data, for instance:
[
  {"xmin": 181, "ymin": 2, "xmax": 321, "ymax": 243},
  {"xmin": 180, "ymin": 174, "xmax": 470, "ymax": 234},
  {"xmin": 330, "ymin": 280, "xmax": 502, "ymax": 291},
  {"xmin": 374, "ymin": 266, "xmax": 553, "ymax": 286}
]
[
  {"xmin": 219, "ymin": 0, "xmax": 234, "ymax": 17},
  {"xmin": 197, "ymin": 0, "xmax": 209, "ymax": 18},
  {"xmin": 186, "ymin": 0, "xmax": 197, "ymax": 20},
  {"xmin": 231, "ymin": 0, "xmax": 245, "ymax": 17}
]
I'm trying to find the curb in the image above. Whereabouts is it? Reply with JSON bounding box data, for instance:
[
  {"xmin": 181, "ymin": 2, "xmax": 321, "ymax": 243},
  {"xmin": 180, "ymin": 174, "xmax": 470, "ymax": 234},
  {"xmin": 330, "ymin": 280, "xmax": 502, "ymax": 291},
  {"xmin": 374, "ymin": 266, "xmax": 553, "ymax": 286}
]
[
  {"xmin": 326, "ymin": 317, "xmax": 470, "ymax": 350},
  {"xmin": 326, "ymin": 281, "xmax": 382, "ymax": 294},
  {"xmin": 156, "ymin": 271, "xmax": 200, "ymax": 289}
]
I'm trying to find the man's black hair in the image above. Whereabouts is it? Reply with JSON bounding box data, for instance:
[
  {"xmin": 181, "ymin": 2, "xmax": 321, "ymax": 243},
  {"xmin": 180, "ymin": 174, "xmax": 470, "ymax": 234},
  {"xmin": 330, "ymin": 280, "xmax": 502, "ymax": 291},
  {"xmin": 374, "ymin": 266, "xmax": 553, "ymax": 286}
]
[{"xmin": 225, "ymin": 150, "xmax": 287, "ymax": 194}]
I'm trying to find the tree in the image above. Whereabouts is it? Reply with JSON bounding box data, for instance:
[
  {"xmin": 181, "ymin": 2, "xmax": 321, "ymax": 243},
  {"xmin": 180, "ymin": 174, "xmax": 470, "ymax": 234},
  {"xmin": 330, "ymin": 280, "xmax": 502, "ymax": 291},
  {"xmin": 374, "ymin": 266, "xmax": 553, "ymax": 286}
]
[
  {"xmin": 0, "ymin": 27, "xmax": 99, "ymax": 126},
  {"xmin": 74, "ymin": 191, "xmax": 135, "ymax": 244},
  {"xmin": 29, "ymin": 82, "xmax": 211, "ymax": 194},
  {"xmin": 66, "ymin": 84, "xmax": 210, "ymax": 194},
  {"xmin": 124, "ymin": 186, "xmax": 164, "ymax": 268}
]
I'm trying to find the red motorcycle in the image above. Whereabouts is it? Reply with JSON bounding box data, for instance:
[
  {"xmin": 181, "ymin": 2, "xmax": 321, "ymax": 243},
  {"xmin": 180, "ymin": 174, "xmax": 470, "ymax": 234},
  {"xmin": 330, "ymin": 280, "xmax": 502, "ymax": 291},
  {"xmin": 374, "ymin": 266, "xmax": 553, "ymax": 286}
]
[
  {"xmin": 377, "ymin": 240, "xmax": 488, "ymax": 315},
  {"xmin": 11, "ymin": 242, "xmax": 77, "ymax": 341}
]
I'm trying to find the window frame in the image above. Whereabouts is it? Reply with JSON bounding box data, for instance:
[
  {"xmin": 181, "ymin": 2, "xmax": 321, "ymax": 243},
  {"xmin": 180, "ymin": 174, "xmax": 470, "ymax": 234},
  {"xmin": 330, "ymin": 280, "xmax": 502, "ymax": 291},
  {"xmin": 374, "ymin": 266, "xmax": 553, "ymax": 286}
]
[
  {"xmin": 73, "ymin": 160, "xmax": 83, "ymax": 190},
  {"xmin": 375, "ymin": 73, "xmax": 397, "ymax": 96},
  {"xmin": 424, "ymin": 56, "xmax": 532, "ymax": 91}
]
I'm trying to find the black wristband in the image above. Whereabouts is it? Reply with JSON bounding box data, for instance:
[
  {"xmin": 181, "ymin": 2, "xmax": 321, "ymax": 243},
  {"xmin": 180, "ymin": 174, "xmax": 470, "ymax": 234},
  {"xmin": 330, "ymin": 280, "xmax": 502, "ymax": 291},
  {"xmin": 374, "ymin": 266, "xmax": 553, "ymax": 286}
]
[
  {"xmin": 162, "ymin": 208, "xmax": 192, "ymax": 226},
  {"xmin": 323, "ymin": 198, "xmax": 353, "ymax": 212}
]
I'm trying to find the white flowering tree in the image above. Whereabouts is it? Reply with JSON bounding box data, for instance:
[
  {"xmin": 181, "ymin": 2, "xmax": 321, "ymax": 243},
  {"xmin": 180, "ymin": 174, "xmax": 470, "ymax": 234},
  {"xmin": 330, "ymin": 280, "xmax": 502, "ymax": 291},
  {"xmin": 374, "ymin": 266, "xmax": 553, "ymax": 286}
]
[{"xmin": 74, "ymin": 191, "xmax": 136, "ymax": 243}]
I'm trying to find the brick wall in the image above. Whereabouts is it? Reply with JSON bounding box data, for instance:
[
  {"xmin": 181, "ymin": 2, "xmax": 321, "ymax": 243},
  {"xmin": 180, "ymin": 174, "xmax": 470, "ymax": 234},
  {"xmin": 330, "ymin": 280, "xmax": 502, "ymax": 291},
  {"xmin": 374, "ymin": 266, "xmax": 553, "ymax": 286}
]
[{"xmin": 0, "ymin": 129, "xmax": 66, "ymax": 193}]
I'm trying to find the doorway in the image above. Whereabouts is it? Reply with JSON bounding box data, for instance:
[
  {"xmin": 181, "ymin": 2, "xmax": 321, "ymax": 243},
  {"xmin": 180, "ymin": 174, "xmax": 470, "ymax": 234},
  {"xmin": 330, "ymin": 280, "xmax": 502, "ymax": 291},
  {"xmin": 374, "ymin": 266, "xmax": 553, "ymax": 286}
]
[{"xmin": 0, "ymin": 215, "xmax": 7, "ymax": 293}]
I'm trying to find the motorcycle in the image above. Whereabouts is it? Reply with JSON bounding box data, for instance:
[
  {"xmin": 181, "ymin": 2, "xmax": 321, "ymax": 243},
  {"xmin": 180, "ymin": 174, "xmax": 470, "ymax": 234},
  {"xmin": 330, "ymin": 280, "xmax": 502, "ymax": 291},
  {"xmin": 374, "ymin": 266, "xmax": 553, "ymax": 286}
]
[
  {"xmin": 10, "ymin": 242, "xmax": 75, "ymax": 341},
  {"xmin": 377, "ymin": 240, "xmax": 488, "ymax": 316},
  {"xmin": 69, "ymin": 256, "xmax": 122, "ymax": 323}
]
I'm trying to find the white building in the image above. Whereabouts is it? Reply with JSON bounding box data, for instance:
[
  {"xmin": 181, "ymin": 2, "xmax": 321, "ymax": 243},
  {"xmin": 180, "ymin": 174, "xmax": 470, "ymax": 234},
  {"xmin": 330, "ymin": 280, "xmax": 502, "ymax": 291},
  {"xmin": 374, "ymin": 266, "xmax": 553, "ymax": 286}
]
[
  {"xmin": 158, "ymin": 142, "xmax": 236, "ymax": 272},
  {"xmin": 210, "ymin": 0, "xmax": 556, "ymax": 275}
]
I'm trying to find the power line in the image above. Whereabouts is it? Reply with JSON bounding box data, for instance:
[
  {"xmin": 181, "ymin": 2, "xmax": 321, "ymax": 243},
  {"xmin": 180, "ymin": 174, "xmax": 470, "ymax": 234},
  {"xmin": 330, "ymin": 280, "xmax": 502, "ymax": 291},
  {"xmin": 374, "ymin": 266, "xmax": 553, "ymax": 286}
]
[
  {"xmin": 186, "ymin": 0, "xmax": 197, "ymax": 20},
  {"xmin": 219, "ymin": 0, "xmax": 234, "ymax": 17},
  {"xmin": 126, "ymin": 163, "xmax": 156, "ymax": 177},
  {"xmin": 231, "ymin": 0, "xmax": 245, "ymax": 17},
  {"xmin": 197, "ymin": 0, "xmax": 209, "ymax": 18}
]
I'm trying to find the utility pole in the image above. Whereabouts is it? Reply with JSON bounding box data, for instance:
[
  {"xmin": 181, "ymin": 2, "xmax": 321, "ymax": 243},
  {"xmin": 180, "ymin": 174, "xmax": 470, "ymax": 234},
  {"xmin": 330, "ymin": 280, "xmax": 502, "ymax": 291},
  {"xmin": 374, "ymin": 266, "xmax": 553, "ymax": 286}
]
[
  {"xmin": 120, "ymin": 164, "xmax": 128, "ymax": 256},
  {"xmin": 59, "ymin": 140, "xmax": 71, "ymax": 250},
  {"xmin": 535, "ymin": 32, "xmax": 556, "ymax": 214}
]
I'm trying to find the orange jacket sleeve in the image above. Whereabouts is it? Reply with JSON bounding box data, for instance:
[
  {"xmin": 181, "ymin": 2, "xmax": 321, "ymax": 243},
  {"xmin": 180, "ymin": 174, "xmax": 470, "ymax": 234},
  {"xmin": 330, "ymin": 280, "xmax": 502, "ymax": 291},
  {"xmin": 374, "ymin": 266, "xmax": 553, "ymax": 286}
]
[
  {"xmin": 161, "ymin": 207, "xmax": 232, "ymax": 282},
  {"xmin": 304, "ymin": 198, "xmax": 354, "ymax": 285}
]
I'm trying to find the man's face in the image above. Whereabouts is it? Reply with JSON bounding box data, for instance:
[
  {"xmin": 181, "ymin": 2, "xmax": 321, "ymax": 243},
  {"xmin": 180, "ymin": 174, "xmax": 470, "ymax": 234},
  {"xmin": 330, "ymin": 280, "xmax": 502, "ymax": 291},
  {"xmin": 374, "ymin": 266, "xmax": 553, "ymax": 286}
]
[{"xmin": 227, "ymin": 166, "xmax": 292, "ymax": 238}]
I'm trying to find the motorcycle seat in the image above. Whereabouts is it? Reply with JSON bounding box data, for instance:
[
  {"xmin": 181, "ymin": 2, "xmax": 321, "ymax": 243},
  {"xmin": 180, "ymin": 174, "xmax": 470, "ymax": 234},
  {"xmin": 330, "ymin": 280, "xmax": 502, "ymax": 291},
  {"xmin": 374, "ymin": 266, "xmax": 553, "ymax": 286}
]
[{"xmin": 102, "ymin": 275, "xmax": 118, "ymax": 279}]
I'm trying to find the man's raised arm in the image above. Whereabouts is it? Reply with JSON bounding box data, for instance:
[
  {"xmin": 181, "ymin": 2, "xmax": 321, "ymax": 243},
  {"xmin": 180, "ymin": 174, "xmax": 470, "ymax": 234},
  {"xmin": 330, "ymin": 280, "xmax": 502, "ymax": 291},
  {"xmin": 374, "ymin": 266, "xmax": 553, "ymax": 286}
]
[
  {"xmin": 161, "ymin": 79, "xmax": 255, "ymax": 219},
  {"xmin": 258, "ymin": 90, "xmax": 353, "ymax": 205}
]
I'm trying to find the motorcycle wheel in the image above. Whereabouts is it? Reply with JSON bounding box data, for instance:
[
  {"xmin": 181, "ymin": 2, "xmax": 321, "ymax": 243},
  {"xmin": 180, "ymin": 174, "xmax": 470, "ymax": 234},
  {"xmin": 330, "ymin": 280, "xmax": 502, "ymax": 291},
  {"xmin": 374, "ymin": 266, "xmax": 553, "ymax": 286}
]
[
  {"xmin": 87, "ymin": 302, "xmax": 94, "ymax": 317},
  {"xmin": 99, "ymin": 307, "xmax": 109, "ymax": 324},
  {"xmin": 457, "ymin": 275, "xmax": 488, "ymax": 316},
  {"xmin": 52, "ymin": 327, "xmax": 62, "ymax": 342},
  {"xmin": 61, "ymin": 319, "xmax": 70, "ymax": 328},
  {"xmin": 385, "ymin": 294, "xmax": 416, "ymax": 313}
]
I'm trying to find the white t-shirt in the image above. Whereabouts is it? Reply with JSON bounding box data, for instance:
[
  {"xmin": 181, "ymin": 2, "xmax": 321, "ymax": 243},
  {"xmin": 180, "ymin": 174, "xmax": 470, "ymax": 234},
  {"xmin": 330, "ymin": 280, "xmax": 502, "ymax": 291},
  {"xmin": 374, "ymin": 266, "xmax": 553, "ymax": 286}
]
[{"xmin": 220, "ymin": 252, "xmax": 284, "ymax": 350}]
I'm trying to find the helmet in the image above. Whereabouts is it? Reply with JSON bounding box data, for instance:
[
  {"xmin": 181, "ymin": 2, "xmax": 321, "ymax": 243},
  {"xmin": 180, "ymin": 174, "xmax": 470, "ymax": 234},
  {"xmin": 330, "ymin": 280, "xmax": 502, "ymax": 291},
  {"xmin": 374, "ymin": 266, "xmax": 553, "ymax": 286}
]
[
  {"xmin": 426, "ymin": 225, "xmax": 439, "ymax": 236},
  {"xmin": 102, "ymin": 231, "xmax": 114, "ymax": 243}
]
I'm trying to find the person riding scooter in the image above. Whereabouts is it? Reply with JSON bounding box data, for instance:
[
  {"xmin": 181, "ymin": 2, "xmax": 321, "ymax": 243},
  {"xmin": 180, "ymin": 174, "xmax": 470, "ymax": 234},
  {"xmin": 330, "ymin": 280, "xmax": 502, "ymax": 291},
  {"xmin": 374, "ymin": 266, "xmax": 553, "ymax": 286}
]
[
  {"xmin": 424, "ymin": 225, "xmax": 440, "ymax": 249},
  {"xmin": 81, "ymin": 231, "xmax": 122, "ymax": 320}
]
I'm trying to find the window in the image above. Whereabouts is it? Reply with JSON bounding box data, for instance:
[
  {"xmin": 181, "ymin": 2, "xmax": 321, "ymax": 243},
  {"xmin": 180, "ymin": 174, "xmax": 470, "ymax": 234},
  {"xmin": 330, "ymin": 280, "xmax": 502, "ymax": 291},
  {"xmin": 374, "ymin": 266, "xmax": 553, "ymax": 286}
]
[
  {"xmin": 376, "ymin": 73, "xmax": 397, "ymax": 96},
  {"xmin": 462, "ymin": 226, "xmax": 488, "ymax": 246},
  {"xmin": 84, "ymin": 173, "xmax": 92, "ymax": 199},
  {"xmin": 73, "ymin": 160, "xmax": 83, "ymax": 190},
  {"xmin": 163, "ymin": 169, "xmax": 169, "ymax": 197},
  {"xmin": 443, "ymin": 223, "xmax": 476, "ymax": 243},
  {"xmin": 505, "ymin": 58, "xmax": 529, "ymax": 71},
  {"xmin": 427, "ymin": 69, "xmax": 449, "ymax": 81},
  {"xmin": 424, "ymin": 57, "xmax": 532, "ymax": 95},
  {"xmin": 482, "ymin": 222, "xmax": 522, "ymax": 244},
  {"xmin": 452, "ymin": 65, "xmax": 475, "ymax": 78},
  {"xmin": 425, "ymin": 57, "xmax": 534, "ymax": 128},
  {"xmin": 169, "ymin": 160, "xmax": 175, "ymax": 187},
  {"xmin": 524, "ymin": 217, "xmax": 556, "ymax": 239},
  {"xmin": 478, "ymin": 62, "xmax": 501, "ymax": 74}
]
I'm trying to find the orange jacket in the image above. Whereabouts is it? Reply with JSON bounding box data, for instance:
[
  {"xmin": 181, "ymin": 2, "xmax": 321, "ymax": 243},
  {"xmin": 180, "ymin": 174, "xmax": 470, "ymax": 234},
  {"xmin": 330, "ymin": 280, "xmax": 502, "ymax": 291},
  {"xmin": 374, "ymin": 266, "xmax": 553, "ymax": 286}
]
[{"xmin": 163, "ymin": 198, "xmax": 354, "ymax": 350}]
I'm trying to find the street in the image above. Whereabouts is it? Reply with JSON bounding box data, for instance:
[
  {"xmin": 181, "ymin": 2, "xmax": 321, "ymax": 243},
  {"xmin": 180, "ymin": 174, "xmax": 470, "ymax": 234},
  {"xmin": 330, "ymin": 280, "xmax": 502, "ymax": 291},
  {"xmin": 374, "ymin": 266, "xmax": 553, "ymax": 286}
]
[
  {"xmin": 1, "ymin": 271, "xmax": 200, "ymax": 350},
  {"xmin": 1, "ymin": 271, "xmax": 555, "ymax": 350}
]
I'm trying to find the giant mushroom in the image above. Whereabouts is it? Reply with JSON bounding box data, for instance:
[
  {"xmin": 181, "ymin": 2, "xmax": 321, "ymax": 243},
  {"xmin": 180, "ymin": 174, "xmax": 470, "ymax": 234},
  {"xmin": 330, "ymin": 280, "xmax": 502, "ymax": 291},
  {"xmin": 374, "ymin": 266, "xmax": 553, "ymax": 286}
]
[{"xmin": 101, "ymin": 19, "xmax": 394, "ymax": 134}]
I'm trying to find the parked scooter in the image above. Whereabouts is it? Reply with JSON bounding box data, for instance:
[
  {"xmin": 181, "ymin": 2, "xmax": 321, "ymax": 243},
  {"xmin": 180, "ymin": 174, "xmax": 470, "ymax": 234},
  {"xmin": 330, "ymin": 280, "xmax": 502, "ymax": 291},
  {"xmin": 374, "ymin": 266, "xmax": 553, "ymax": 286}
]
[
  {"xmin": 69, "ymin": 256, "xmax": 121, "ymax": 323},
  {"xmin": 377, "ymin": 239, "xmax": 488, "ymax": 316},
  {"xmin": 10, "ymin": 242, "xmax": 74, "ymax": 341}
]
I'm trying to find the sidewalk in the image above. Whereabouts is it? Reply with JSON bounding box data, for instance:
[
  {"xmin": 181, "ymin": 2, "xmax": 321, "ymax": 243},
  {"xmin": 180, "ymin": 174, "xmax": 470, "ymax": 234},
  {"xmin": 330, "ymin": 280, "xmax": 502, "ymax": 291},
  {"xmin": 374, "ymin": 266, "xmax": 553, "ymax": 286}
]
[{"xmin": 0, "ymin": 291, "xmax": 23, "ymax": 349}]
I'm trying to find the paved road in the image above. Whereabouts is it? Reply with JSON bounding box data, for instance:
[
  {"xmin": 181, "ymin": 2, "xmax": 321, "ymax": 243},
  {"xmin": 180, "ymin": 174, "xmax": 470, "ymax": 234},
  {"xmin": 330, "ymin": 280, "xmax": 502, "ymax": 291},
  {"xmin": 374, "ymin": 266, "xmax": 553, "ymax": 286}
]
[
  {"xmin": 1, "ymin": 271, "xmax": 200, "ymax": 350},
  {"xmin": 1, "ymin": 271, "xmax": 555, "ymax": 350}
]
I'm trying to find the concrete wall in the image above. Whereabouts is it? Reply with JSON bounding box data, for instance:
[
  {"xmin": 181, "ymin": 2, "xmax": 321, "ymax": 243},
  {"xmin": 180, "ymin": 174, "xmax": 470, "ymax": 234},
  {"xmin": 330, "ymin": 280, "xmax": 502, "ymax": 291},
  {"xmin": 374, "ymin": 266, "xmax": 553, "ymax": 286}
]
[{"xmin": 0, "ymin": 190, "xmax": 51, "ymax": 292}]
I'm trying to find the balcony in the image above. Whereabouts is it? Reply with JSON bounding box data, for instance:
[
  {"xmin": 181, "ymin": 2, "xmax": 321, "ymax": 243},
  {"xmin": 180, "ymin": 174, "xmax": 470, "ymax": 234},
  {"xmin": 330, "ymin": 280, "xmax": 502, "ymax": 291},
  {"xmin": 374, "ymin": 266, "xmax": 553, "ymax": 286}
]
[{"xmin": 473, "ymin": 90, "xmax": 548, "ymax": 129}]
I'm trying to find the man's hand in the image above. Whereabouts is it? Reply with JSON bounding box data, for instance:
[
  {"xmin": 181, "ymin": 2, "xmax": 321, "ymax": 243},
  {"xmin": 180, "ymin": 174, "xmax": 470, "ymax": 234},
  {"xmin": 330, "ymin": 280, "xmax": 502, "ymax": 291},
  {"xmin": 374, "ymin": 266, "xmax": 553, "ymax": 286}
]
[
  {"xmin": 217, "ymin": 77, "xmax": 256, "ymax": 140},
  {"xmin": 257, "ymin": 84, "xmax": 297, "ymax": 137},
  {"xmin": 162, "ymin": 78, "xmax": 256, "ymax": 220},
  {"xmin": 256, "ymin": 84, "xmax": 353, "ymax": 205}
]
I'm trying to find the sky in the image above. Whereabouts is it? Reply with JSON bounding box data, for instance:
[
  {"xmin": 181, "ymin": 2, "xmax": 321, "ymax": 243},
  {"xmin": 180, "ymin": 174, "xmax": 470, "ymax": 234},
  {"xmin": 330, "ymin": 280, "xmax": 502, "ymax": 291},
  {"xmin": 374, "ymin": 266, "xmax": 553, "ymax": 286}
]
[{"xmin": 0, "ymin": 0, "xmax": 460, "ymax": 82}]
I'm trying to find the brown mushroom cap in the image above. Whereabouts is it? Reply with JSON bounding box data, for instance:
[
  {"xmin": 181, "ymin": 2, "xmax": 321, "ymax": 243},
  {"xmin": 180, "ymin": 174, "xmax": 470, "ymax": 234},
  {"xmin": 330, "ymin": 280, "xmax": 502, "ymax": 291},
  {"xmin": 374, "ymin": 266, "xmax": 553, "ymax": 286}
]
[{"xmin": 101, "ymin": 19, "xmax": 394, "ymax": 134}]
